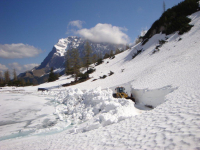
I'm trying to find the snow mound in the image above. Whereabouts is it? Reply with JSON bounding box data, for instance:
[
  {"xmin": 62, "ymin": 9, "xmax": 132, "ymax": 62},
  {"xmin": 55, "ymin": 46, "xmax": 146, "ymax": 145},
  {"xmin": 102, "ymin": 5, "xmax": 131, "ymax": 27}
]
[{"xmin": 42, "ymin": 87, "xmax": 142, "ymax": 133}]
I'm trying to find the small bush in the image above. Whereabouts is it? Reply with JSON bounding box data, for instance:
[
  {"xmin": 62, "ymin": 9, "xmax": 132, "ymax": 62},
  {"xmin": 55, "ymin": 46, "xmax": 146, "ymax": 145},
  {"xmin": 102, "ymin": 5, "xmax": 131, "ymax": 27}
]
[
  {"xmin": 179, "ymin": 24, "xmax": 193, "ymax": 35},
  {"xmin": 159, "ymin": 40, "xmax": 166, "ymax": 45},
  {"xmin": 152, "ymin": 48, "xmax": 160, "ymax": 54},
  {"xmin": 132, "ymin": 55, "xmax": 137, "ymax": 59},
  {"xmin": 178, "ymin": 38, "xmax": 182, "ymax": 41},
  {"xmin": 155, "ymin": 45, "xmax": 161, "ymax": 49},
  {"xmin": 109, "ymin": 55, "xmax": 115, "ymax": 59},
  {"xmin": 103, "ymin": 53, "xmax": 110, "ymax": 59},
  {"xmin": 100, "ymin": 75, "xmax": 107, "ymax": 79},
  {"xmin": 78, "ymin": 73, "xmax": 88, "ymax": 80},
  {"xmin": 86, "ymin": 68, "xmax": 96, "ymax": 74},
  {"xmin": 95, "ymin": 58, "xmax": 103, "ymax": 66},
  {"xmin": 78, "ymin": 68, "xmax": 95, "ymax": 81},
  {"xmin": 108, "ymin": 71, "xmax": 114, "ymax": 76},
  {"xmin": 92, "ymin": 79, "xmax": 97, "ymax": 82},
  {"xmin": 132, "ymin": 48, "xmax": 143, "ymax": 59},
  {"xmin": 62, "ymin": 82, "xmax": 71, "ymax": 87}
]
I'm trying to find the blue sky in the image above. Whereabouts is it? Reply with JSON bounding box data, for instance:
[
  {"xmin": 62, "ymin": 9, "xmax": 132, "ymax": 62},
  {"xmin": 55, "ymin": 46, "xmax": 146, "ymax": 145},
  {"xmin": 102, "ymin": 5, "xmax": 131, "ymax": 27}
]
[{"xmin": 0, "ymin": 0, "xmax": 183, "ymax": 75}]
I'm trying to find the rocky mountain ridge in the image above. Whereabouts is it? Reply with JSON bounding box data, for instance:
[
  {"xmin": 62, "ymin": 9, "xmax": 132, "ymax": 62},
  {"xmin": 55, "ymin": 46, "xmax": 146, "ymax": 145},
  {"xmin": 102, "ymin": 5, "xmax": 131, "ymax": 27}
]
[{"xmin": 18, "ymin": 36, "xmax": 125, "ymax": 84}]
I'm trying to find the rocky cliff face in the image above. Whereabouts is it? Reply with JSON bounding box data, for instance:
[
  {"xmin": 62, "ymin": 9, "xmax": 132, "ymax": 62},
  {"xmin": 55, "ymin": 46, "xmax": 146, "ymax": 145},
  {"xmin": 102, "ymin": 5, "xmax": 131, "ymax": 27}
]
[
  {"xmin": 38, "ymin": 36, "xmax": 125, "ymax": 71},
  {"xmin": 18, "ymin": 36, "xmax": 125, "ymax": 83}
]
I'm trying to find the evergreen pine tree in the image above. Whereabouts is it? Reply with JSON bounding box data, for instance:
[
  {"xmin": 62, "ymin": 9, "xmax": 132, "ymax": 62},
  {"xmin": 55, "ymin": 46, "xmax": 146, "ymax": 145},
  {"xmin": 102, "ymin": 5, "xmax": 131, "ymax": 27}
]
[
  {"xmin": 0, "ymin": 71, "xmax": 4, "ymax": 86},
  {"xmin": 110, "ymin": 50, "xmax": 114, "ymax": 57},
  {"xmin": 65, "ymin": 49, "xmax": 73, "ymax": 75},
  {"xmin": 71, "ymin": 48, "xmax": 81, "ymax": 82},
  {"xmin": 97, "ymin": 52, "xmax": 102, "ymax": 60},
  {"xmin": 115, "ymin": 48, "xmax": 121, "ymax": 54},
  {"xmin": 65, "ymin": 48, "xmax": 81, "ymax": 81},
  {"xmin": 92, "ymin": 54, "xmax": 97, "ymax": 64},
  {"xmin": 32, "ymin": 78, "xmax": 38, "ymax": 85},
  {"xmin": 48, "ymin": 67, "xmax": 58, "ymax": 82},
  {"xmin": 13, "ymin": 69, "xmax": 17, "ymax": 81},
  {"xmin": 21, "ymin": 79, "xmax": 26, "ymax": 86},
  {"xmin": 4, "ymin": 70, "xmax": 10, "ymax": 84},
  {"xmin": 103, "ymin": 53, "xmax": 110, "ymax": 59},
  {"xmin": 163, "ymin": 1, "xmax": 166, "ymax": 13},
  {"xmin": 84, "ymin": 41, "xmax": 92, "ymax": 71},
  {"xmin": 26, "ymin": 79, "xmax": 30, "ymax": 86}
]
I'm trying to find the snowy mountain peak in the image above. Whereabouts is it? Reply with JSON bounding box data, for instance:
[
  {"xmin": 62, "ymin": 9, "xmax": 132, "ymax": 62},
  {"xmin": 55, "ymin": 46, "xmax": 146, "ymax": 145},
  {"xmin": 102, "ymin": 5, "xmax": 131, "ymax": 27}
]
[
  {"xmin": 54, "ymin": 36, "xmax": 82, "ymax": 57},
  {"xmin": 50, "ymin": 36, "xmax": 125, "ymax": 69}
]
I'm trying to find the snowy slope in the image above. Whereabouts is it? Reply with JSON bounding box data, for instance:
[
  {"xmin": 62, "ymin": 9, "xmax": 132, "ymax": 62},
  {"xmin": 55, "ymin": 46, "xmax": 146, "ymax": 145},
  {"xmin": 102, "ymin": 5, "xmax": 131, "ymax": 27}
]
[{"xmin": 1, "ymin": 11, "xmax": 200, "ymax": 150}]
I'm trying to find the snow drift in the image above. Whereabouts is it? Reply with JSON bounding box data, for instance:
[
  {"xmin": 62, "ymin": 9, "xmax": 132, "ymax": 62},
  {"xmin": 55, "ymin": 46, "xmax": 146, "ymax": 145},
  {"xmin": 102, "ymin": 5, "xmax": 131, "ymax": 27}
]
[{"xmin": 40, "ymin": 87, "xmax": 142, "ymax": 133}]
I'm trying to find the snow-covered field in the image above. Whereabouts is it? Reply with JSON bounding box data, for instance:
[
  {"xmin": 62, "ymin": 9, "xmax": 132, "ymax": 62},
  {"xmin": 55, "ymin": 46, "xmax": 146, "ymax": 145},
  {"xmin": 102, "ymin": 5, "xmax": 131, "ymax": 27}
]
[{"xmin": 1, "ymin": 11, "xmax": 200, "ymax": 149}]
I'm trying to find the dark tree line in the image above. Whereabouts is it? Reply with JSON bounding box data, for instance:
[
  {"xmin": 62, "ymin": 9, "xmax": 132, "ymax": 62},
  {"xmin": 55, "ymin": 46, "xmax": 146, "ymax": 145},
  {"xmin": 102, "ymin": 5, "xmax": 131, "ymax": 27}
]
[
  {"xmin": 0, "ymin": 69, "xmax": 35, "ymax": 87},
  {"xmin": 142, "ymin": 0, "xmax": 199, "ymax": 42},
  {"xmin": 48, "ymin": 67, "xmax": 59, "ymax": 82}
]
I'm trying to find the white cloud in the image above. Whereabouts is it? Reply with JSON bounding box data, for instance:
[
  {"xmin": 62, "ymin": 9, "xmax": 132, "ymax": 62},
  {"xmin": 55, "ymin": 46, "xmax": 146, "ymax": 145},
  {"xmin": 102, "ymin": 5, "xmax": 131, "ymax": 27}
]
[
  {"xmin": 0, "ymin": 43, "xmax": 42, "ymax": 59},
  {"xmin": 76, "ymin": 23, "xmax": 129, "ymax": 44},
  {"xmin": 67, "ymin": 20, "xmax": 85, "ymax": 34},
  {"xmin": 68, "ymin": 20, "xmax": 84, "ymax": 29},
  {"xmin": 132, "ymin": 28, "xmax": 148, "ymax": 46},
  {"xmin": 140, "ymin": 29, "xmax": 147, "ymax": 37},
  {"xmin": 0, "ymin": 63, "xmax": 8, "ymax": 72},
  {"xmin": 8, "ymin": 62, "xmax": 39, "ymax": 75},
  {"xmin": 8, "ymin": 62, "xmax": 22, "ymax": 71},
  {"xmin": 23, "ymin": 63, "xmax": 39, "ymax": 71}
]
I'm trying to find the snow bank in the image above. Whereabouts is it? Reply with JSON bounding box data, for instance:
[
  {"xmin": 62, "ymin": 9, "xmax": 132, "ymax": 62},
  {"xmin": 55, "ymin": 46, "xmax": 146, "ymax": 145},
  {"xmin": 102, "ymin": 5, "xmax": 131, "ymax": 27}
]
[
  {"xmin": 131, "ymin": 86, "xmax": 177, "ymax": 108},
  {"xmin": 42, "ymin": 87, "xmax": 142, "ymax": 133}
]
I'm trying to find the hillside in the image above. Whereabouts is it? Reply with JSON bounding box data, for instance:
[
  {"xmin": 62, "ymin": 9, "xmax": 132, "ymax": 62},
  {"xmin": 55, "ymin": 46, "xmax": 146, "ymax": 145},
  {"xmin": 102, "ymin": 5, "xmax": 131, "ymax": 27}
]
[
  {"xmin": 1, "ymin": 10, "xmax": 200, "ymax": 150},
  {"xmin": 142, "ymin": 0, "xmax": 200, "ymax": 42}
]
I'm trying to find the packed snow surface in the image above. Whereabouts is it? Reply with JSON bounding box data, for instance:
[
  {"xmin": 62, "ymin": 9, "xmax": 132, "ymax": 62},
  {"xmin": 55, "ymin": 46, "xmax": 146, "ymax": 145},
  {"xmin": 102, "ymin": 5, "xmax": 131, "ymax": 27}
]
[{"xmin": 1, "ymin": 11, "xmax": 200, "ymax": 150}]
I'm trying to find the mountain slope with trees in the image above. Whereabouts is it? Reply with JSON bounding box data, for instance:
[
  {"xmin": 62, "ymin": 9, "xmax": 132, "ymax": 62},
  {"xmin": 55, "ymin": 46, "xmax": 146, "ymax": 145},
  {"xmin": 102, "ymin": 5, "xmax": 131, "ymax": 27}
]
[
  {"xmin": 18, "ymin": 37, "xmax": 125, "ymax": 84},
  {"xmin": 142, "ymin": 0, "xmax": 199, "ymax": 44}
]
